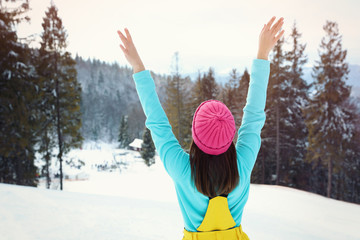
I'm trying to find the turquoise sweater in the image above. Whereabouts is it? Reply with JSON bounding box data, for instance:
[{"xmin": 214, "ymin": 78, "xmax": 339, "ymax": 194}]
[{"xmin": 132, "ymin": 59, "xmax": 270, "ymax": 232}]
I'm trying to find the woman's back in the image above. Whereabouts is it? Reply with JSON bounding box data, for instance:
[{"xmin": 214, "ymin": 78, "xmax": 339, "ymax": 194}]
[
  {"xmin": 170, "ymin": 151, "xmax": 252, "ymax": 232},
  {"xmin": 132, "ymin": 58, "xmax": 270, "ymax": 232}
]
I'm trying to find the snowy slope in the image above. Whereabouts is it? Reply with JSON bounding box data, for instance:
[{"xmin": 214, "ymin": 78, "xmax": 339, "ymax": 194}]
[
  {"xmin": 2, "ymin": 144, "xmax": 360, "ymax": 240},
  {"xmin": 1, "ymin": 183, "xmax": 360, "ymax": 240},
  {"xmin": 0, "ymin": 183, "xmax": 183, "ymax": 240}
]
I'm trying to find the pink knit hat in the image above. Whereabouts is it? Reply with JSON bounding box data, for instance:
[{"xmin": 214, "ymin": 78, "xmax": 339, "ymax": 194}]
[{"xmin": 192, "ymin": 99, "xmax": 236, "ymax": 155}]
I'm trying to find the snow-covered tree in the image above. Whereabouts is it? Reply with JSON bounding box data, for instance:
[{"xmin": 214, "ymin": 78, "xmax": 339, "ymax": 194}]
[
  {"xmin": 254, "ymin": 37, "xmax": 289, "ymax": 185},
  {"xmin": 237, "ymin": 69, "xmax": 250, "ymax": 123},
  {"xmin": 118, "ymin": 115, "xmax": 131, "ymax": 149},
  {"xmin": 190, "ymin": 71, "xmax": 205, "ymax": 109},
  {"xmin": 164, "ymin": 52, "xmax": 192, "ymax": 149},
  {"xmin": 222, "ymin": 69, "xmax": 240, "ymax": 126},
  {"xmin": 202, "ymin": 67, "xmax": 219, "ymax": 100},
  {"xmin": 339, "ymin": 99, "xmax": 360, "ymax": 203},
  {"xmin": 282, "ymin": 22, "xmax": 310, "ymax": 188},
  {"xmin": 303, "ymin": 21, "xmax": 354, "ymax": 198},
  {"xmin": 141, "ymin": 127, "xmax": 155, "ymax": 167},
  {"xmin": 0, "ymin": 0, "xmax": 39, "ymax": 186},
  {"xmin": 37, "ymin": 3, "xmax": 83, "ymax": 190}
]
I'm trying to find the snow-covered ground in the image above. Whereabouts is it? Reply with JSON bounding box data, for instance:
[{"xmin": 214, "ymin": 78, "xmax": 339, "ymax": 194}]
[{"xmin": 1, "ymin": 141, "xmax": 360, "ymax": 240}]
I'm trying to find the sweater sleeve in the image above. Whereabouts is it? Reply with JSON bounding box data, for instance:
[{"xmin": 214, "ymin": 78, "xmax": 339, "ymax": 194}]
[
  {"xmin": 236, "ymin": 59, "xmax": 270, "ymax": 175},
  {"xmin": 132, "ymin": 70, "xmax": 189, "ymax": 181}
]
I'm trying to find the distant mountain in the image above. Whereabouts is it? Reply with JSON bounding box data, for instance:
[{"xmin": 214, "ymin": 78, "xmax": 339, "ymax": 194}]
[
  {"xmin": 348, "ymin": 64, "xmax": 360, "ymax": 87},
  {"xmin": 302, "ymin": 64, "xmax": 360, "ymax": 97}
]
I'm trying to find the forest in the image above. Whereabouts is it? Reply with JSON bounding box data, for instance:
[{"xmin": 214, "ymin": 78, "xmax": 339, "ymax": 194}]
[{"xmin": 1, "ymin": 0, "xmax": 360, "ymax": 204}]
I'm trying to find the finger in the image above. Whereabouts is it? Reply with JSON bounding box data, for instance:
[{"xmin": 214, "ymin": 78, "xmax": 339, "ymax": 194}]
[
  {"xmin": 117, "ymin": 30, "xmax": 127, "ymax": 42},
  {"xmin": 265, "ymin": 16, "xmax": 276, "ymax": 30},
  {"xmin": 272, "ymin": 22, "xmax": 284, "ymax": 37},
  {"xmin": 117, "ymin": 30, "xmax": 129, "ymax": 46},
  {"xmin": 124, "ymin": 28, "xmax": 133, "ymax": 42},
  {"xmin": 119, "ymin": 44, "xmax": 126, "ymax": 53},
  {"xmin": 270, "ymin": 17, "xmax": 284, "ymax": 33},
  {"xmin": 261, "ymin": 24, "xmax": 266, "ymax": 32},
  {"xmin": 274, "ymin": 29, "xmax": 285, "ymax": 42}
]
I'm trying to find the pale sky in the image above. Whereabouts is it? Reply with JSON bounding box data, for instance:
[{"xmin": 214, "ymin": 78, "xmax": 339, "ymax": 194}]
[{"xmin": 16, "ymin": 0, "xmax": 360, "ymax": 75}]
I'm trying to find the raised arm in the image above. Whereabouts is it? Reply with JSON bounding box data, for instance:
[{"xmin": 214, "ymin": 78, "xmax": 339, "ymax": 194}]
[
  {"xmin": 236, "ymin": 16, "xmax": 284, "ymax": 174},
  {"xmin": 117, "ymin": 28, "xmax": 189, "ymax": 180}
]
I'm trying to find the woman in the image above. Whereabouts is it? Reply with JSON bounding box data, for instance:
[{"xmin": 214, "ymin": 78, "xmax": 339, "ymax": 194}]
[{"xmin": 117, "ymin": 16, "xmax": 284, "ymax": 240}]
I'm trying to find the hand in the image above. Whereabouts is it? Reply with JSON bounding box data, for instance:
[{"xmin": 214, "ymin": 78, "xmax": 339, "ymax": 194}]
[
  {"xmin": 117, "ymin": 28, "xmax": 145, "ymax": 73},
  {"xmin": 257, "ymin": 16, "xmax": 285, "ymax": 60}
]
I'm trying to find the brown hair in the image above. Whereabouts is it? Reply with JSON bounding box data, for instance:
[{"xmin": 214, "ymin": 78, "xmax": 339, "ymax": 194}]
[{"xmin": 189, "ymin": 139, "xmax": 239, "ymax": 198}]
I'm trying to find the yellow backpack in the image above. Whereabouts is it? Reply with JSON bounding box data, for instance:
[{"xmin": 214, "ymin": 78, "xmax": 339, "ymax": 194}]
[{"xmin": 182, "ymin": 195, "xmax": 250, "ymax": 240}]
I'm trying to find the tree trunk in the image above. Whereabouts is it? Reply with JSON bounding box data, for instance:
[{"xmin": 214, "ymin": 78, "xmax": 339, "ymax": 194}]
[
  {"xmin": 261, "ymin": 152, "xmax": 265, "ymax": 184},
  {"xmin": 55, "ymin": 52, "xmax": 64, "ymax": 191},
  {"xmin": 56, "ymin": 76, "xmax": 63, "ymax": 190},
  {"xmin": 327, "ymin": 158, "xmax": 332, "ymax": 198},
  {"xmin": 275, "ymin": 105, "xmax": 280, "ymax": 185},
  {"xmin": 174, "ymin": 52, "xmax": 182, "ymax": 147},
  {"xmin": 177, "ymin": 75, "xmax": 181, "ymax": 146},
  {"xmin": 45, "ymin": 129, "xmax": 51, "ymax": 189},
  {"xmin": 45, "ymin": 152, "xmax": 51, "ymax": 189}
]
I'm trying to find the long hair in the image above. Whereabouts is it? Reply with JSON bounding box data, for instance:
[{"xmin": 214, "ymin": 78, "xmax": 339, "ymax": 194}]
[{"xmin": 189, "ymin": 139, "xmax": 239, "ymax": 198}]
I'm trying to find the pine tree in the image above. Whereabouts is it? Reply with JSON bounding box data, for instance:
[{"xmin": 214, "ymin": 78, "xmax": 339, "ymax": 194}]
[
  {"xmin": 238, "ymin": 69, "xmax": 250, "ymax": 126},
  {"xmin": 98, "ymin": 71, "xmax": 107, "ymax": 136},
  {"xmin": 283, "ymin": 22, "xmax": 310, "ymax": 188},
  {"xmin": 202, "ymin": 67, "xmax": 219, "ymax": 100},
  {"xmin": 303, "ymin": 21, "xmax": 353, "ymax": 198},
  {"xmin": 37, "ymin": 3, "xmax": 83, "ymax": 190},
  {"xmin": 118, "ymin": 115, "xmax": 131, "ymax": 148},
  {"xmin": 189, "ymin": 71, "xmax": 205, "ymax": 119},
  {"xmin": 191, "ymin": 71, "xmax": 205, "ymax": 107},
  {"xmin": 181, "ymin": 91, "xmax": 194, "ymax": 151},
  {"xmin": 341, "ymin": 100, "xmax": 360, "ymax": 203},
  {"xmin": 164, "ymin": 52, "xmax": 192, "ymax": 148},
  {"xmin": 187, "ymin": 70, "xmax": 205, "ymax": 149},
  {"xmin": 254, "ymin": 37, "xmax": 289, "ymax": 185},
  {"xmin": 127, "ymin": 101, "xmax": 146, "ymax": 140},
  {"xmin": 223, "ymin": 69, "xmax": 240, "ymax": 126},
  {"xmin": 38, "ymin": 128, "xmax": 54, "ymax": 189},
  {"xmin": 141, "ymin": 127, "xmax": 155, "ymax": 167},
  {"xmin": 0, "ymin": 0, "xmax": 39, "ymax": 186}
]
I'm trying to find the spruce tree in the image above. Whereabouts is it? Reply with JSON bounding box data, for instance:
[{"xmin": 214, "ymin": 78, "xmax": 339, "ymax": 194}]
[
  {"xmin": 164, "ymin": 52, "xmax": 192, "ymax": 148},
  {"xmin": 140, "ymin": 127, "xmax": 155, "ymax": 167},
  {"xmin": 223, "ymin": 69, "xmax": 240, "ymax": 126},
  {"xmin": 238, "ymin": 69, "xmax": 250, "ymax": 126},
  {"xmin": 254, "ymin": 37, "xmax": 289, "ymax": 185},
  {"xmin": 38, "ymin": 128, "xmax": 54, "ymax": 189},
  {"xmin": 341, "ymin": 101, "xmax": 360, "ymax": 203},
  {"xmin": 188, "ymin": 70, "xmax": 205, "ymax": 149},
  {"xmin": 191, "ymin": 71, "xmax": 205, "ymax": 107},
  {"xmin": 202, "ymin": 67, "xmax": 219, "ymax": 100},
  {"xmin": 283, "ymin": 22, "xmax": 310, "ymax": 188},
  {"xmin": 37, "ymin": 3, "xmax": 83, "ymax": 190},
  {"xmin": 98, "ymin": 71, "xmax": 107, "ymax": 138},
  {"xmin": 0, "ymin": 0, "xmax": 39, "ymax": 186},
  {"xmin": 189, "ymin": 71, "xmax": 205, "ymax": 118},
  {"xmin": 303, "ymin": 21, "xmax": 353, "ymax": 198},
  {"xmin": 118, "ymin": 115, "xmax": 131, "ymax": 148},
  {"xmin": 272, "ymin": 37, "xmax": 291, "ymax": 185}
]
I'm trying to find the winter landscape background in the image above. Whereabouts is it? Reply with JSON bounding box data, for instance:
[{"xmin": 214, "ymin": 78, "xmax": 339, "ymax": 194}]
[{"xmin": 1, "ymin": 0, "xmax": 360, "ymax": 239}]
